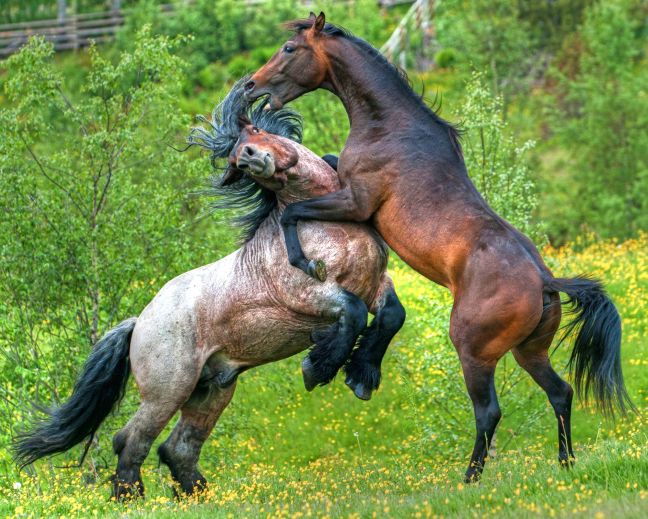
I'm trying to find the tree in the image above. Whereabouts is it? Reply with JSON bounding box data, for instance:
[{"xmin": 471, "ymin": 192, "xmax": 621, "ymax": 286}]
[
  {"xmin": 436, "ymin": 0, "xmax": 534, "ymax": 107},
  {"xmin": 547, "ymin": 0, "xmax": 648, "ymax": 240},
  {"xmin": 0, "ymin": 28, "xmax": 224, "ymax": 449}
]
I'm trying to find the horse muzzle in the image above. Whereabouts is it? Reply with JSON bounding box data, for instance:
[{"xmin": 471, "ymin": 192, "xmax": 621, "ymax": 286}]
[{"xmin": 236, "ymin": 145, "xmax": 275, "ymax": 178}]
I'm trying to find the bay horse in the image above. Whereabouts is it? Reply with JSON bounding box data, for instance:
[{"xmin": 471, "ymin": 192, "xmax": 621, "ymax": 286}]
[
  {"xmin": 245, "ymin": 12, "xmax": 634, "ymax": 482},
  {"xmin": 14, "ymin": 84, "xmax": 405, "ymax": 499}
]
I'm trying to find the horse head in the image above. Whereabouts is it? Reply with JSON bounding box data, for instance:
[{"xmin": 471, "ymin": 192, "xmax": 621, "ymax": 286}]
[
  {"xmin": 245, "ymin": 12, "xmax": 332, "ymax": 109},
  {"xmin": 227, "ymin": 119, "xmax": 338, "ymax": 202}
]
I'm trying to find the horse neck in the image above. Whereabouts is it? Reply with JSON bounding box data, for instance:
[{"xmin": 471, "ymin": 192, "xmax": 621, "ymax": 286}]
[
  {"xmin": 274, "ymin": 143, "xmax": 341, "ymax": 207},
  {"xmin": 322, "ymin": 38, "xmax": 422, "ymax": 131},
  {"xmin": 241, "ymin": 151, "xmax": 340, "ymax": 257},
  {"xmin": 239, "ymin": 209, "xmax": 281, "ymax": 264}
]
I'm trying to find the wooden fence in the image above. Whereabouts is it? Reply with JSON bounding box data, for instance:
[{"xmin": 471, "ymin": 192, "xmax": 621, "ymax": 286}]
[
  {"xmin": 1, "ymin": 0, "xmax": 426, "ymax": 59},
  {"xmin": 0, "ymin": 3, "xmax": 175, "ymax": 57}
]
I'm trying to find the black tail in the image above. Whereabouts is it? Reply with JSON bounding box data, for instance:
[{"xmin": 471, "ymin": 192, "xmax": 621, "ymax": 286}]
[
  {"xmin": 546, "ymin": 277, "xmax": 634, "ymax": 417},
  {"xmin": 14, "ymin": 317, "xmax": 136, "ymax": 467}
]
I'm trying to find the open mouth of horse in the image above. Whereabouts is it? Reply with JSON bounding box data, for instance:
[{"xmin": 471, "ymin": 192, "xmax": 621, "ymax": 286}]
[
  {"xmin": 245, "ymin": 89, "xmax": 283, "ymax": 109},
  {"xmin": 243, "ymin": 88, "xmax": 268, "ymax": 102}
]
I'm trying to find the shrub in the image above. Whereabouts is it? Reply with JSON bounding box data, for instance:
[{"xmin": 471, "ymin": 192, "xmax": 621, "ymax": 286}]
[
  {"xmin": 434, "ymin": 47, "xmax": 459, "ymax": 69},
  {"xmin": 436, "ymin": 0, "xmax": 534, "ymax": 103},
  {"xmin": 545, "ymin": 0, "xmax": 648, "ymax": 241},
  {"xmin": 196, "ymin": 62, "xmax": 228, "ymax": 89},
  {"xmin": 456, "ymin": 72, "xmax": 541, "ymax": 242},
  {"xmin": 0, "ymin": 29, "xmax": 232, "ymax": 458}
]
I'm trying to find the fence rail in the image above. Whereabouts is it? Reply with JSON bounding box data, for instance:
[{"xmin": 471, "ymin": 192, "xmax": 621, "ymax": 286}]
[
  {"xmin": 1, "ymin": 1, "xmax": 422, "ymax": 58},
  {"xmin": 0, "ymin": 3, "xmax": 174, "ymax": 57}
]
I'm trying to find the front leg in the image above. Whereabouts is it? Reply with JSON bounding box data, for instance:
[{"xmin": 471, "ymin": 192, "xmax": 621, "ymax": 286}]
[
  {"xmin": 344, "ymin": 276, "xmax": 406, "ymax": 400},
  {"xmin": 280, "ymin": 187, "xmax": 374, "ymax": 281}
]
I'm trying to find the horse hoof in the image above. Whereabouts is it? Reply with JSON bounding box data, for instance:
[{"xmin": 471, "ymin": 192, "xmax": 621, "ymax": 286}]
[
  {"xmin": 559, "ymin": 457, "xmax": 575, "ymax": 469},
  {"xmin": 307, "ymin": 259, "xmax": 327, "ymax": 282},
  {"xmin": 345, "ymin": 376, "xmax": 372, "ymax": 401},
  {"xmin": 463, "ymin": 471, "xmax": 482, "ymax": 484},
  {"xmin": 111, "ymin": 478, "xmax": 144, "ymax": 502},
  {"xmin": 214, "ymin": 369, "xmax": 239, "ymax": 389},
  {"xmin": 301, "ymin": 357, "xmax": 317, "ymax": 392}
]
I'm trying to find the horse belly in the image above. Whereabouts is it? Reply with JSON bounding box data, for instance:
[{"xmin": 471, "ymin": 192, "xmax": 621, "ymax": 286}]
[
  {"xmin": 217, "ymin": 306, "xmax": 329, "ymax": 364},
  {"xmin": 373, "ymin": 193, "xmax": 472, "ymax": 289}
]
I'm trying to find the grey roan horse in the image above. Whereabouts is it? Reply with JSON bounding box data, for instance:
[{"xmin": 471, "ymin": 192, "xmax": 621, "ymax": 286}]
[{"xmin": 14, "ymin": 84, "xmax": 405, "ymax": 499}]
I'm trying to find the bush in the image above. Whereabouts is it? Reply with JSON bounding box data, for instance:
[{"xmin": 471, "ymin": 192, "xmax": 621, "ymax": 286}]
[
  {"xmin": 0, "ymin": 29, "xmax": 233, "ymax": 457},
  {"xmin": 455, "ymin": 72, "xmax": 541, "ymax": 242},
  {"xmin": 226, "ymin": 54, "xmax": 254, "ymax": 79},
  {"xmin": 196, "ymin": 62, "xmax": 228, "ymax": 89},
  {"xmin": 434, "ymin": 47, "xmax": 459, "ymax": 69},
  {"xmin": 436, "ymin": 0, "xmax": 534, "ymax": 103},
  {"xmin": 545, "ymin": 0, "xmax": 648, "ymax": 241}
]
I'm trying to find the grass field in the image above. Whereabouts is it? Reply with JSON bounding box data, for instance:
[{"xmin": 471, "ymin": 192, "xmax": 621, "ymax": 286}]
[{"xmin": 1, "ymin": 235, "xmax": 647, "ymax": 518}]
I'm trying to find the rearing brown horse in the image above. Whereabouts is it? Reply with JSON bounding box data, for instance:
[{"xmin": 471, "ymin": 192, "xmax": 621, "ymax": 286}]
[{"xmin": 245, "ymin": 12, "xmax": 634, "ymax": 482}]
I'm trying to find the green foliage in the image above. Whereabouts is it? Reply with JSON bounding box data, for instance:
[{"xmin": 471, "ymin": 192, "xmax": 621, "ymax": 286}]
[
  {"xmin": 0, "ymin": 29, "xmax": 232, "ymax": 452},
  {"xmin": 118, "ymin": 0, "xmax": 300, "ymax": 77},
  {"xmin": 433, "ymin": 47, "xmax": 458, "ymax": 69},
  {"xmin": 518, "ymin": 0, "xmax": 594, "ymax": 52},
  {"xmin": 436, "ymin": 0, "xmax": 534, "ymax": 102},
  {"xmin": 1, "ymin": 1, "xmax": 58, "ymax": 24},
  {"xmin": 545, "ymin": 0, "xmax": 648, "ymax": 240},
  {"xmin": 456, "ymin": 73, "xmax": 540, "ymax": 241}
]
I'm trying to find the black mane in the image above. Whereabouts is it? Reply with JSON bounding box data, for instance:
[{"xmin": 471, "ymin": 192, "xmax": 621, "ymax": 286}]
[
  {"xmin": 287, "ymin": 19, "xmax": 463, "ymax": 157},
  {"xmin": 188, "ymin": 76, "xmax": 303, "ymax": 242}
]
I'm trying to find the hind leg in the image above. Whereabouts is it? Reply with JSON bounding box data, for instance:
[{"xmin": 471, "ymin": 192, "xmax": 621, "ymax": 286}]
[
  {"xmin": 302, "ymin": 289, "xmax": 368, "ymax": 391},
  {"xmin": 111, "ymin": 400, "xmax": 181, "ymax": 500},
  {"xmin": 513, "ymin": 294, "xmax": 575, "ymax": 466},
  {"xmin": 344, "ymin": 276, "xmax": 406, "ymax": 400},
  {"xmin": 451, "ymin": 277, "xmax": 544, "ymax": 483},
  {"xmin": 111, "ymin": 336, "xmax": 204, "ymax": 500},
  {"xmin": 460, "ymin": 358, "xmax": 502, "ymax": 483},
  {"xmin": 158, "ymin": 383, "xmax": 236, "ymax": 496}
]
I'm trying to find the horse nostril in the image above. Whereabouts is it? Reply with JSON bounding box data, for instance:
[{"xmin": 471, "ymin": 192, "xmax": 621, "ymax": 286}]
[
  {"xmin": 244, "ymin": 80, "xmax": 255, "ymax": 91},
  {"xmin": 243, "ymin": 145, "xmax": 256, "ymax": 157}
]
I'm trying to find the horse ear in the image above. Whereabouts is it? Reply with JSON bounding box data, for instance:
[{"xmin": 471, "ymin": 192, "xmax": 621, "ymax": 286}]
[
  {"xmin": 237, "ymin": 113, "xmax": 251, "ymax": 131},
  {"xmin": 313, "ymin": 11, "xmax": 326, "ymax": 34},
  {"xmin": 221, "ymin": 167, "xmax": 243, "ymax": 186}
]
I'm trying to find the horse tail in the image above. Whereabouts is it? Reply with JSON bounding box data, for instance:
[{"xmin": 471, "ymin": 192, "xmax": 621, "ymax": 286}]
[
  {"xmin": 14, "ymin": 317, "xmax": 137, "ymax": 467},
  {"xmin": 545, "ymin": 276, "xmax": 634, "ymax": 418}
]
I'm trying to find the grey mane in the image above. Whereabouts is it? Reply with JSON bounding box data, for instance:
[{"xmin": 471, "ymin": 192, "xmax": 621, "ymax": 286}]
[{"xmin": 188, "ymin": 76, "xmax": 303, "ymax": 242}]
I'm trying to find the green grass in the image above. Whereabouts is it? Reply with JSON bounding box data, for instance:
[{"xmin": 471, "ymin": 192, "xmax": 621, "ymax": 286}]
[{"xmin": 1, "ymin": 236, "xmax": 647, "ymax": 517}]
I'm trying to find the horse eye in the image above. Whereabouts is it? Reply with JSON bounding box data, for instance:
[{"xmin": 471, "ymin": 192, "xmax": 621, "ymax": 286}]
[
  {"xmin": 283, "ymin": 45, "xmax": 295, "ymax": 54},
  {"xmin": 252, "ymin": 126, "xmax": 260, "ymax": 134}
]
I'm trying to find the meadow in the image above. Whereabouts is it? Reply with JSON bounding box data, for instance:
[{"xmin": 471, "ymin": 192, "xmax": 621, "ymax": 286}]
[
  {"xmin": 1, "ymin": 1, "xmax": 647, "ymax": 517},
  {"xmin": 1, "ymin": 235, "xmax": 646, "ymax": 518}
]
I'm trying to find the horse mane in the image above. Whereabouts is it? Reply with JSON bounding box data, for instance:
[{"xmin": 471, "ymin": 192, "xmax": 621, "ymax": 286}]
[
  {"xmin": 188, "ymin": 76, "xmax": 303, "ymax": 243},
  {"xmin": 286, "ymin": 18, "xmax": 464, "ymax": 158}
]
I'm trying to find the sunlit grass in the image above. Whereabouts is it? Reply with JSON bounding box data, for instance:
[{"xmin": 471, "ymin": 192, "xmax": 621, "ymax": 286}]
[{"xmin": 2, "ymin": 234, "xmax": 647, "ymax": 517}]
